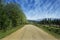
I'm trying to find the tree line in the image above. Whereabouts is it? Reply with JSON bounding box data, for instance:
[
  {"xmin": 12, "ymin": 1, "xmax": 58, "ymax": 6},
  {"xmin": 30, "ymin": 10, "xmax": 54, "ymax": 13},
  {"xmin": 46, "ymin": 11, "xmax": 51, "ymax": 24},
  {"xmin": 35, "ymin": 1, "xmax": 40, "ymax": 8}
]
[
  {"xmin": 0, "ymin": 0, "xmax": 26, "ymax": 31},
  {"xmin": 39, "ymin": 18, "xmax": 60, "ymax": 26}
]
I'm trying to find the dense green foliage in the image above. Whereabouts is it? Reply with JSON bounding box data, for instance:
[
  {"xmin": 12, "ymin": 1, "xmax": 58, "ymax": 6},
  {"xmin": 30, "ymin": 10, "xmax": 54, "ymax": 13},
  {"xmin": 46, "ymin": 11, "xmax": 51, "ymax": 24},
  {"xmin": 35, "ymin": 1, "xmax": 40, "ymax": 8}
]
[{"xmin": 0, "ymin": 0, "xmax": 26, "ymax": 31}]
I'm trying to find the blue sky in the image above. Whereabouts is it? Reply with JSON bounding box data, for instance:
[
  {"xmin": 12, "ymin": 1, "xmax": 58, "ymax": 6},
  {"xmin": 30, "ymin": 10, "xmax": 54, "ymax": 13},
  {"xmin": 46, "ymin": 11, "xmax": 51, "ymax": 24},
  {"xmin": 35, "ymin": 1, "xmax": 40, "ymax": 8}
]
[{"xmin": 6, "ymin": 0, "xmax": 60, "ymax": 20}]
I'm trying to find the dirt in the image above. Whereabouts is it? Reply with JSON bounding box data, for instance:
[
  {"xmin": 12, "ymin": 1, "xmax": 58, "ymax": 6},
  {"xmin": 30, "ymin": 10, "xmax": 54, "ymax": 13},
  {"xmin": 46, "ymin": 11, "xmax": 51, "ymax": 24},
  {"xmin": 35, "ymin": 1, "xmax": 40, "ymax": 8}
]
[{"xmin": 1, "ymin": 25, "xmax": 59, "ymax": 40}]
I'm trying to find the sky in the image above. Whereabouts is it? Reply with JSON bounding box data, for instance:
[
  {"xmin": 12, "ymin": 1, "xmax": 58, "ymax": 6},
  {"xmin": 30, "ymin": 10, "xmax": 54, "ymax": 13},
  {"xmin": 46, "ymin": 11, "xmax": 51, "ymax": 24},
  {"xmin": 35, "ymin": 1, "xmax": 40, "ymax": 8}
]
[{"xmin": 5, "ymin": 0, "xmax": 60, "ymax": 20}]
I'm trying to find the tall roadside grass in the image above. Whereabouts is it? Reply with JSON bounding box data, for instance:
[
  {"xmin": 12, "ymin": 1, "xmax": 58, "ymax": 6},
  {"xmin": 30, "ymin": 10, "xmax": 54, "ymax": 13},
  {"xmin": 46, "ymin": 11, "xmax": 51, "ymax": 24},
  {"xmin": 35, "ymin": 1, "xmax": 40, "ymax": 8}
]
[{"xmin": 34, "ymin": 24, "xmax": 60, "ymax": 39}]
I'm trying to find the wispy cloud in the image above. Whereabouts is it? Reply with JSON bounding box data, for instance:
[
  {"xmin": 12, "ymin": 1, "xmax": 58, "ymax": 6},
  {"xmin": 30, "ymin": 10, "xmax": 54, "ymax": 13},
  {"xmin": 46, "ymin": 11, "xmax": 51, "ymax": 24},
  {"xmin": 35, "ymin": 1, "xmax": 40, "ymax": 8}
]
[{"xmin": 6, "ymin": 0, "xmax": 60, "ymax": 20}]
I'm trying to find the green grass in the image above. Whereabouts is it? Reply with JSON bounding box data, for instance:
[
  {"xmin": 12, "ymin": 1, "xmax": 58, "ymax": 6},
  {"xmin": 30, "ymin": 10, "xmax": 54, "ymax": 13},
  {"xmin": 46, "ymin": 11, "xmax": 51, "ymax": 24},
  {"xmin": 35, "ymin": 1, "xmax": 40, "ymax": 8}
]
[
  {"xmin": 34, "ymin": 24, "xmax": 60, "ymax": 39},
  {"xmin": 0, "ymin": 25, "xmax": 24, "ymax": 39}
]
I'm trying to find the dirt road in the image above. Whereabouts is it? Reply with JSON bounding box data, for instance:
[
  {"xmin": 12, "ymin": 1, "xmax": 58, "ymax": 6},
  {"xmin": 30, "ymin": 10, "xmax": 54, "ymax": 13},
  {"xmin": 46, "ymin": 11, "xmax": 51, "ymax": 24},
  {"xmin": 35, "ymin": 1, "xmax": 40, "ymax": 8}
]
[{"xmin": 1, "ymin": 25, "xmax": 58, "ymax": 40}]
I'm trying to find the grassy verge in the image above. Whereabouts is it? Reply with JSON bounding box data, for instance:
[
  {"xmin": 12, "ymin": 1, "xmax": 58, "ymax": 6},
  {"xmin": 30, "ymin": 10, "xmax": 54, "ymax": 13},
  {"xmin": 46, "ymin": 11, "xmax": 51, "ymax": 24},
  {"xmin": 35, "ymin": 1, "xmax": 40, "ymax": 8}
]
[
  {"xmin": 0, "ymin": 25, "xmax": 24, "ymax": 39},
  {"xmin": 34, "ymin": 24, "xmax": 60, "ymax": 39}
]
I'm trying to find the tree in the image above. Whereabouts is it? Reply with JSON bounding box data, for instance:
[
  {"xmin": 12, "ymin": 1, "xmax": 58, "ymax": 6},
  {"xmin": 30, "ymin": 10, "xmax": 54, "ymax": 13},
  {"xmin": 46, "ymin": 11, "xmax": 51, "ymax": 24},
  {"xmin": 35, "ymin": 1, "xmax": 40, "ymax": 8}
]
[
  {"xmin": 4, "ymin": 3, "xmax": 27, "ymax": 26},
  {"xmin": 0, "ymin": 1, "xmax": 27, "ymax": 31}
]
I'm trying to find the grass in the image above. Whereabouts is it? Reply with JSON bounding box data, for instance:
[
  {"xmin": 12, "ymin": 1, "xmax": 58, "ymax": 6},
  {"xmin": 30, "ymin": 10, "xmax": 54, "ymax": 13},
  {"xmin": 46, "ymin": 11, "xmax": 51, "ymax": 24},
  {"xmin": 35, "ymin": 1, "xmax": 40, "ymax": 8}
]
[
  {"xmin": 0, "ymin": 25, "xmax": 24, "ymax": 39},
  {"xmin": 34, "ymin": 24, "xmax": 60, "ymax": 39}
]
